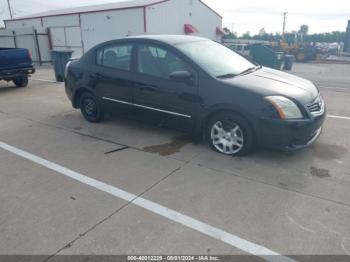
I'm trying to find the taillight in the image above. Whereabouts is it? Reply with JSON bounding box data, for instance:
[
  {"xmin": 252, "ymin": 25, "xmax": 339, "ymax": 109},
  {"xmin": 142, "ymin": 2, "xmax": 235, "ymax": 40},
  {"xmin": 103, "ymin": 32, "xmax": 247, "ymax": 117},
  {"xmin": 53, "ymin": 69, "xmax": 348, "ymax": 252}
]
[{"xmin": 28, "ymin": 50, "xmax": 32, "ymax": 60}]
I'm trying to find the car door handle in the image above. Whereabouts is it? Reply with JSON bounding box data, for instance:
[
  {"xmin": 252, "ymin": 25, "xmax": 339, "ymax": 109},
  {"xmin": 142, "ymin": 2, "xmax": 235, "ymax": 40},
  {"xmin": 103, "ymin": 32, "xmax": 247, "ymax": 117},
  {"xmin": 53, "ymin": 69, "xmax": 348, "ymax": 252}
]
[
  {"xmin": 92, "ymin": 73, "xmax": 102, "ymax": 80},
  {"xmin": 134, "ymin": 83, "xmax": 157, "ymax": 92}
]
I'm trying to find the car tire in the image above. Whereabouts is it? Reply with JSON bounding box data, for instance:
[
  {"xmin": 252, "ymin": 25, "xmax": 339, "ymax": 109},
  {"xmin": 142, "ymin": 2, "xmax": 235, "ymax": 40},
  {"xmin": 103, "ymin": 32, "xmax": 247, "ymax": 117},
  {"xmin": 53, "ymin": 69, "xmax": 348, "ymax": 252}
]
[
  {"xmin": 79, "ymin": 92, "xmax": 104, "ymax": 123},
  {"xmin": 13, "ymin": 76, "xmax": 28, "ymax": 88},
  {"xmin": 206, "ymin": 112, "xmax": 254, "ymax": 156}
]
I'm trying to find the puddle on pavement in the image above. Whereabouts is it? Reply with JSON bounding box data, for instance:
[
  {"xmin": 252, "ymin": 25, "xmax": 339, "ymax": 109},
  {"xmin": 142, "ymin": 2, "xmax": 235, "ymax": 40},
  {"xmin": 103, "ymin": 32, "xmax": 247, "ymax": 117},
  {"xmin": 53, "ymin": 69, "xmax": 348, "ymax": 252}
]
[
  {"xmin": 143, "ymin": 135, "xmax": 191, "ymax": 156},
  {"xmin": 311, "ymin": 142, "xmax": 348, "ymax": 160},
  {"xmin": 310, "ymin": 166, "xmax": 331, "ymax": 178}
]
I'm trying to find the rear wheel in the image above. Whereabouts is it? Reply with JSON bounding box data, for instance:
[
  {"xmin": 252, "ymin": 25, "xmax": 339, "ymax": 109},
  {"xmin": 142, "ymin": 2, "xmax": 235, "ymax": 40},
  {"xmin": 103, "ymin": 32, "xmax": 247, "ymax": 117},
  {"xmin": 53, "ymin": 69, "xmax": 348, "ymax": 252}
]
[
  {"xmin": 13, "ymin": 76, "xmax": 28, "ymax": 88},
  {"xmin": 206, "ymin": 112, "xmax": 254, "ymax": 156},
  {"xmin": 79, "ymin": 92, "xmax": 104, "ymax": 123}
]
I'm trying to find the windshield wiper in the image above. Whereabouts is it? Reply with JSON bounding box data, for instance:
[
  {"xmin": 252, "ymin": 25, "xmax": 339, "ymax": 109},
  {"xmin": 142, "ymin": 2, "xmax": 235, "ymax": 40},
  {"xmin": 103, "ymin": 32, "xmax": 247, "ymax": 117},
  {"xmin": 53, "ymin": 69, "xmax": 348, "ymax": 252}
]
[
  {"xmin": 216, "ymin": 73, "xmax": 237, "ymax": 79},
  {"xmin": 239, "ymin": 65, "xmax": 261, "ymax": 76}
]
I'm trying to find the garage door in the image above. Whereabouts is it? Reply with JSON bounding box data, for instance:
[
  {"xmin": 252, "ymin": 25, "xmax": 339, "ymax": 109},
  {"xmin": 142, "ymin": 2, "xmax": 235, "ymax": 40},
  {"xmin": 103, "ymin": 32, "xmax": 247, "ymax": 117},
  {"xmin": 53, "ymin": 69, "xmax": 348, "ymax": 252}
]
[{"xmin": 49, "ymin": 26, "xmax": 84, "ymax": 58}]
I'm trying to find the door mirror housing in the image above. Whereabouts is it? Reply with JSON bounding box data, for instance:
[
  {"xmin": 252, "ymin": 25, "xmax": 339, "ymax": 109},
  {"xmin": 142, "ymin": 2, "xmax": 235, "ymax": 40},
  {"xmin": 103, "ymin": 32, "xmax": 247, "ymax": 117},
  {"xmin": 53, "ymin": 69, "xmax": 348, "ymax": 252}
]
[{"xmin": 169, "ymin": 71, "xmax": 194, "ymax": 85}]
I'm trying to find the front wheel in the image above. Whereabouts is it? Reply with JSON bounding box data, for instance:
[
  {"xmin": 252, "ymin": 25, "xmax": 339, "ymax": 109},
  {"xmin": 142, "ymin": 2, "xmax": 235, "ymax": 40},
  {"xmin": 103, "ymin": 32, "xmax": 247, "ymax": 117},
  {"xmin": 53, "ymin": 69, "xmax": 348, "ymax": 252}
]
[
  {"xmin": 206, "ymin": 112, "xmax": 254, "ymax": 156},
  {"xmin": 13, "ymin": 76, "xmax": 28, "ymax": 87},
  {"xmin": 79, "ymin": 92, "xmax": 104, "ymax": 123}
]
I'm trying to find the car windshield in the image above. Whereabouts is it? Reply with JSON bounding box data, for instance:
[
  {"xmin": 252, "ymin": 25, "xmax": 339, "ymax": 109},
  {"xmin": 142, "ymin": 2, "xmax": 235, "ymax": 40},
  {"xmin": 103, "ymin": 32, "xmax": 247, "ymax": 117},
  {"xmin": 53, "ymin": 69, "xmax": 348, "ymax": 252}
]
[{"xmin": 176, "ymin": 40, "xmax": 257, "ymax": 78}]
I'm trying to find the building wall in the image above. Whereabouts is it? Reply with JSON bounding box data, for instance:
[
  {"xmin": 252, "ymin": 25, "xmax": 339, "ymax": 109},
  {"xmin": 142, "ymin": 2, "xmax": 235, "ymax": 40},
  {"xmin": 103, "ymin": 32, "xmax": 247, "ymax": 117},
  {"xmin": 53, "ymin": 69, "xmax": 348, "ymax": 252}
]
[
  {"xmin": 80, "ymin": 8, "xmax": 144, "ymax": 51},
  {"xmin": 42, "ymin": 14, "xmax": 80, "ymax": 28},
  {"xmin": 5, "ymin": 14, "xmax": 84, "ymax": 56},
  {"xmin": 5, "ymin": 9, "xmax": 144, "ymax": 54},
  {"xmin": 192, "ymin": 0, "xmax": 222, "ymax": 41},
  {"xmin": 146, "ymin": 0, "xmax": 222, "ymax": 41},
  {"xmin": 0, "ymin": 27, "xmax": 51, "ymax": 64},
  {"xmin": 0, "ymin": 29, "xmax": 15, "ymax": 47},
  {"xmin": 5, "ymin": 14, "xmax": 80, "ymax": 29},
  {"xmin": 4, "ymin": 0, "xmax": 222, "ymax": 55},
  {"xmin": 5, "ymin": 18, "xmax": 43, "ymax": 30}
]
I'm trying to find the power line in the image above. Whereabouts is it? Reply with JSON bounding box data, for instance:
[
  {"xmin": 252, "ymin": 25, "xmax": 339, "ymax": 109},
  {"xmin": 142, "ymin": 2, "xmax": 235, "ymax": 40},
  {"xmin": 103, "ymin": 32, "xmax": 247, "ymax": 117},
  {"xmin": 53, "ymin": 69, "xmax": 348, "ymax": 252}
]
[{"xmin": 6, "ymin": 0, "xmax": 13, "ymax": 19}]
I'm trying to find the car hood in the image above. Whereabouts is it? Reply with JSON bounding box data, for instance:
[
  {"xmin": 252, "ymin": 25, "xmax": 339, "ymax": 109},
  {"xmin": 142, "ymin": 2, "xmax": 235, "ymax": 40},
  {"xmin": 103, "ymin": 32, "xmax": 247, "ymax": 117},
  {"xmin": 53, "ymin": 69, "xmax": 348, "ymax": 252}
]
[{"xmin": 222, "ymin": 67, "xmax": 319, "ymax": 104}]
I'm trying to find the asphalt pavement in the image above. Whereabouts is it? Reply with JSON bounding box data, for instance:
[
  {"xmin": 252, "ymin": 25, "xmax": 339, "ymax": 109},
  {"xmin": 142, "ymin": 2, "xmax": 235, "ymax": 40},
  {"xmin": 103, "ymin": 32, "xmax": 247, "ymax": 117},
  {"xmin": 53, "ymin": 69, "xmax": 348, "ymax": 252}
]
[{"xmin": 0, "ymin": 63, "xmax": 349, "ymax": 261}]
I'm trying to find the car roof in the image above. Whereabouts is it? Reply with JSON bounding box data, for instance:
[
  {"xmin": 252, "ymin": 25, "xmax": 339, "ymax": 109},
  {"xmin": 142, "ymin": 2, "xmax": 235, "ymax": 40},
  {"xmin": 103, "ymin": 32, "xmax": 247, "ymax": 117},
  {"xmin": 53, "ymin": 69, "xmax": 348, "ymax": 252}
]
[{"xmin": 124, "ymin": 34, "xmax": 208, "ymax": 45}]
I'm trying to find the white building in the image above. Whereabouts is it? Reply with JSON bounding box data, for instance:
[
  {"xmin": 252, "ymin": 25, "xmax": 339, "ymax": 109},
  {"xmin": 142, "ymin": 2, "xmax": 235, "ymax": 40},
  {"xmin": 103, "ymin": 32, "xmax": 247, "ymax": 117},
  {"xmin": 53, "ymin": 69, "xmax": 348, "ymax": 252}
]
[{"xmin": 4, "ymin": 0, "xmax": 224, "ymax": 57}]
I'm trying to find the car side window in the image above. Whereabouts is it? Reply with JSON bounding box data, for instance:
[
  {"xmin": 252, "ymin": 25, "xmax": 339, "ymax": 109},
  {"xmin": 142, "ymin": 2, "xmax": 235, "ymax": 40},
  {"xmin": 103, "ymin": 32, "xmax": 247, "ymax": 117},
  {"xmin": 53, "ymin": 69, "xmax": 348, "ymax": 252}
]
[
  {"xmin": 97, "ymin": 44, "xmax": 132, "ymax": 71},
  {"xmin": 137, "ymin": 44, "xmax": 191, "ymax": 79}
]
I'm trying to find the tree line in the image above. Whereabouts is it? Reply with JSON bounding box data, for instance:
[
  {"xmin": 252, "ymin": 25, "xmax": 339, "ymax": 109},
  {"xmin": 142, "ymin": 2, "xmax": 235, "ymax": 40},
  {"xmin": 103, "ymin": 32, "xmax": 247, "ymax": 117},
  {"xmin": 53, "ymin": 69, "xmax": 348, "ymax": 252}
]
[{"xmin": 223, "ymin": 26, "xmax": 346, "ymax": 43}]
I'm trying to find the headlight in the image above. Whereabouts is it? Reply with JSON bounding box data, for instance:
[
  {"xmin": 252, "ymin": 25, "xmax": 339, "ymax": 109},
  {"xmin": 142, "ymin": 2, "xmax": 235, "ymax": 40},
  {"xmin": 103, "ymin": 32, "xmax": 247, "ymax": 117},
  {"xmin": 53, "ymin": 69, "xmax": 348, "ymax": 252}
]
[
  {"xmin": 265, "ymin": 96, "xmax": 303, "ymax": 119},
  {"xmin": 64, "ymin": 61, "xmax": 72, "ymax": 79}
]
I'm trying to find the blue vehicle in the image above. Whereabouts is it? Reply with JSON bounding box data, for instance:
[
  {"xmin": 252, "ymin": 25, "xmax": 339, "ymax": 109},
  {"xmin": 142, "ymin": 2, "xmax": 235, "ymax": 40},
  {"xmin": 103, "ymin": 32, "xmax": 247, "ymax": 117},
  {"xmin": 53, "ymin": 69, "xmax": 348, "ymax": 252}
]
[{"xmin": 0, "ymin": 48, "xmax": 35, "ymax": 87}]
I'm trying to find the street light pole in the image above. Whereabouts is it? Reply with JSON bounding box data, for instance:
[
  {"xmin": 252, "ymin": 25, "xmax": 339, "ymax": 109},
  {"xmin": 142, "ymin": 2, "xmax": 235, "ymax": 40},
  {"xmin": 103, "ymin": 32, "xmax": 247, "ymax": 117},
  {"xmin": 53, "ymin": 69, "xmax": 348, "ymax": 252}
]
[
  {"xmin": 282, "ymin": 12, "xmax": 288, "ymax": 40},
  {"xmin": 7, "ymin": 0, "xmax": 14, "ymax": 19}
]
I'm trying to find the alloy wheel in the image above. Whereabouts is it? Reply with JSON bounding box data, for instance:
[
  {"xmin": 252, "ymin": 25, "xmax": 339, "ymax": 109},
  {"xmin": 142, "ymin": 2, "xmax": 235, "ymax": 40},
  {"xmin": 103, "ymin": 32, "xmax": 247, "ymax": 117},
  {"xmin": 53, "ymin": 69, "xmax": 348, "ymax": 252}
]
[
  {"xmin": 210, "ymin": 120, "xmax": 244, "ymax": 155},
  {"xmin": 83, "ymin": 97, "xmax": 97, "ymax": 117}
]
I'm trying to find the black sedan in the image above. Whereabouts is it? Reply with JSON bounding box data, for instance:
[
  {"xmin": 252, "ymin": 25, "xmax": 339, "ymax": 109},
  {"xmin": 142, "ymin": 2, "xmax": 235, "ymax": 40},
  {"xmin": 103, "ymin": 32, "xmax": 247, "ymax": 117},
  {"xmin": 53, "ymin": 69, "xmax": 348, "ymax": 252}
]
[{"xmin": 65, "ymin": 35, "xmax": 326, "ymax": 156}]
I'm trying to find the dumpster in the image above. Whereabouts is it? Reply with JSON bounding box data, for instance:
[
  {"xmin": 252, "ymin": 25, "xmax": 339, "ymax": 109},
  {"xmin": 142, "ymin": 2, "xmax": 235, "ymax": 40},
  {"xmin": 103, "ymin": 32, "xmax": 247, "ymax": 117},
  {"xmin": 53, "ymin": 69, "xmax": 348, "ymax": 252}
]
[
  {"xmin": 283, "ymin": 55, "xmax": 294, "ymax": 70},
  {"xmin": 344, "ymin": 20, "xmax": 350, "ymax": 53},
  {"xmin": 51, "ymin": 50, "xmax": 74, "ymax": 82},
  {"xmin": 250, "ymin": 44, "xmax": 284, "ymax": 70}
]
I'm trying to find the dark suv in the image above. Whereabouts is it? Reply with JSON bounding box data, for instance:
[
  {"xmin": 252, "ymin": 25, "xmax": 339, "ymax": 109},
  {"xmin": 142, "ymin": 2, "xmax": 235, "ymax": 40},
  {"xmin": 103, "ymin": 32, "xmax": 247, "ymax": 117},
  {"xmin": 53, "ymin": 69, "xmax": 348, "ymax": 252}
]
[{"xmin": 65, "ymin": 35, "xmax": 326, "ymax": 156}]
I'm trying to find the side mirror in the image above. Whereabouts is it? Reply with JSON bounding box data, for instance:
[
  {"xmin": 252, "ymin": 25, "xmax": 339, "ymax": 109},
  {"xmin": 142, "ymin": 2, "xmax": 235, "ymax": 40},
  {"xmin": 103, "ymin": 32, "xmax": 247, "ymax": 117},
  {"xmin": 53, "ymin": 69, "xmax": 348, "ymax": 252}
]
[{"xmin": 169, "ymin": 71, "xmax": 194, "ymax": 85}]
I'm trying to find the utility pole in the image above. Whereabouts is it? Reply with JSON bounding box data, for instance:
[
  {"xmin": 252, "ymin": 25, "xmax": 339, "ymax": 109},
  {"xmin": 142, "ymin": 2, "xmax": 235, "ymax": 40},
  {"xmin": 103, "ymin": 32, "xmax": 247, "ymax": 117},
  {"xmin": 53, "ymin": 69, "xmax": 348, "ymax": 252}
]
[
  {"xmin": 282, "ymin": 12, "xmax": 288, "ymax": 40},
  {"xmin": 7, "ymin": 0, "xmax": 14, "ymax": 19}
]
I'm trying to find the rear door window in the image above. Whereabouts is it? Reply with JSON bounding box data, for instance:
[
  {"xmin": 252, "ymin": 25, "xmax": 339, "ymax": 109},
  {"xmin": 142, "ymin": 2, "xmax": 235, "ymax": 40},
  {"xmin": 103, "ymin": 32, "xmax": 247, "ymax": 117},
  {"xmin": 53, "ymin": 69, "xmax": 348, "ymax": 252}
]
[{"xmin": 97, "ymin": 44, "xmax": 132, "ymax": 71}]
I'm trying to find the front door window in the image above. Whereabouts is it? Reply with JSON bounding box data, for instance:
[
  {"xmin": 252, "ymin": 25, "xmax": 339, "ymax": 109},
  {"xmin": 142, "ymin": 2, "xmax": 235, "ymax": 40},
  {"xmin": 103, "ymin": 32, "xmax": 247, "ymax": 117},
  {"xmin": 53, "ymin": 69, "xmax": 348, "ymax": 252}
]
[{"xmin": 137, "ymin": 44, "xmax": 191, "ymax": 79}]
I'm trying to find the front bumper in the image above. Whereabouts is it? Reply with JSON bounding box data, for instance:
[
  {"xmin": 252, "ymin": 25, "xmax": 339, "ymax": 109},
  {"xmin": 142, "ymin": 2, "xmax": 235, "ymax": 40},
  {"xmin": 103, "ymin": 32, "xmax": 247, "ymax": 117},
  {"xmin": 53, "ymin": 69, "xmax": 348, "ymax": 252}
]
[
  {"xmin": 285, "ymin": 127, "xmax": 322, "ymax": 151},
  {"xmin": 257, "ymin": 112, "xmax": 326, "ymax": 151}
]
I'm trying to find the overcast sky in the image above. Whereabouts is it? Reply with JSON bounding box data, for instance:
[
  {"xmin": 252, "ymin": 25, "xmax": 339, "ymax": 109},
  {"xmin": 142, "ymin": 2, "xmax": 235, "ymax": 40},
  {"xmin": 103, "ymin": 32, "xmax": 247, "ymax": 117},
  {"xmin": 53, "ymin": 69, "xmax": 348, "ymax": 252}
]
[{"xmin": 0, "ymin": 0, "xmax": 349, "ymax": 35}]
